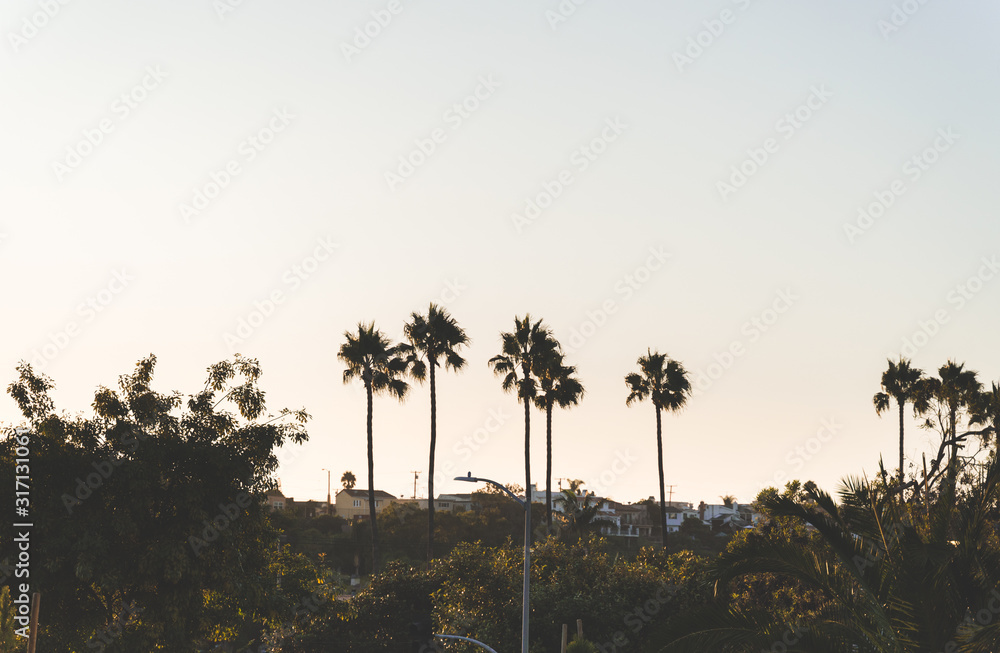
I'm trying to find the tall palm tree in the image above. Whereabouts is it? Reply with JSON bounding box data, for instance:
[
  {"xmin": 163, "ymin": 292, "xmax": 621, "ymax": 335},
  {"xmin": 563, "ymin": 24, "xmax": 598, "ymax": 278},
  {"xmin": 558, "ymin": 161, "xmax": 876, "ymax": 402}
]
[
  {"xmin": 533, "ymin": 351, "xmax": 584, "ymax": 529},
  {"xmin": 338, "ymin": 322, "xmax": 409, "ymax": 573},
  {"xmin": 873, "ymin": 357, "xmax": 924, "ymax": 491},
  {"xmin": 488, "ymin": 315, "xmax": 559, "ymax": 511},
  {"xmin": 625, "ymin": 349, "xmax": 691, "ymax": 550},
  {"xmin": 399, "ymin": 303, "xmax": 469, "ymax": 562}
]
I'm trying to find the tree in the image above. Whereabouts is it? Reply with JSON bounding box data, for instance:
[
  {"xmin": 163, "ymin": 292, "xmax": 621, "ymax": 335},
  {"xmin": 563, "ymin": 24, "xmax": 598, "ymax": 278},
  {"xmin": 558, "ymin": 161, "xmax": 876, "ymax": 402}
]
[
  {"xmin": 873, "ymin": 356, "xmax": 925, "ymax": 491},
  {"xmin": 488, "ymin": 315, "xmax": 559, "ymax": 514},
  {"xmin": 970, "ymin": 380, "xmax": 1000, "ymax": 449},
  {"xmin": 625, "ymin": 349, "xmax": 691, "ymax": 550},
  {"xmin": 554, "ymin": 480, "xmax": 609, "ymax": 542},
  {"xmin": 917, "ymin": 360, "xmax": 982, "ymax": 484},
  {"xmin": 341, "ymin": 470, "xmax": 356, "ymax": 490},
  {"xmin": 719, "ymin": 494, "xmax": 735, "ymax": 508},
  {"xmin": 339, "ymin": 322, "xmax": 409, "ymax": 573},
  {"xmin": 399, "ymin": 303, "xmax": 469, "ymax": 561},
  {"xmin": 657, "ymin": 455, "xmax": 1000, "ymax": 652},
  {"xmin": 533, "ymin": 351, "xmax": 584, "ymax": 529},
  {"xmin": 1, "ymin": 355, "xmax": 311, "ymax": 650}
]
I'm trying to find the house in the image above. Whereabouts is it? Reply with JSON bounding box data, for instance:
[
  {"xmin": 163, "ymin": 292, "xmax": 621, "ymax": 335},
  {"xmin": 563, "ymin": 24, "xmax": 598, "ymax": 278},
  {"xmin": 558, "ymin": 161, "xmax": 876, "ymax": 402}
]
[
  {"xmin": 396, "ymin": 494, "xmax": 474, "ymax": 513},
  {"xmin": 264, "ymin": 489, "xmax": 334, "ymax": 517},
  {"xmin": 336, "ymin": 488, "xmax": 398, "ymax": 520}
]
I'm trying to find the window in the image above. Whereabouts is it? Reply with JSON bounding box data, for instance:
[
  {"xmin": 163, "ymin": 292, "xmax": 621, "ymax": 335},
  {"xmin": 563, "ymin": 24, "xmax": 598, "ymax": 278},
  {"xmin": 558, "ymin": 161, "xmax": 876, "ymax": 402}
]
[
  {"xmin": 273, "ymin": 501, "xmax": 283, "ymax": 510},
  {"xmin": 439, "ymin": 502, "xmax": 450, "ymax": 508},
  {"xmin": 353, "ymin": 500, "xmax": 361, "ymax": 508},
  {"xmin": 375, "ymin": 500, "xmax": 382, "ymax": 507}
]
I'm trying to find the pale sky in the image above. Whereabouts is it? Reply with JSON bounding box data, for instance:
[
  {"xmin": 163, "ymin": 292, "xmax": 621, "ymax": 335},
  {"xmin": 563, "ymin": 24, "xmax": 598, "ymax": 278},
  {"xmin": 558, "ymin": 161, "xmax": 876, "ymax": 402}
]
[{"xmin": 2, "ymin": 1, "xmax": 999, "ymax": 508}]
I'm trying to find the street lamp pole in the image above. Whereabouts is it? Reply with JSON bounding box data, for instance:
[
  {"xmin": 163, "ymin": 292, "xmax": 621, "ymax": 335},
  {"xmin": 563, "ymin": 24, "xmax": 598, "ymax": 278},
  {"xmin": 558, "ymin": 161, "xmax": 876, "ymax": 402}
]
[
  {"xmin": 321, "ymin": 468, "xmax": 331, "ymax": 508},
  {"xmin": 456, "ymin": 472, "xmax": 529, "ymax": 653}
]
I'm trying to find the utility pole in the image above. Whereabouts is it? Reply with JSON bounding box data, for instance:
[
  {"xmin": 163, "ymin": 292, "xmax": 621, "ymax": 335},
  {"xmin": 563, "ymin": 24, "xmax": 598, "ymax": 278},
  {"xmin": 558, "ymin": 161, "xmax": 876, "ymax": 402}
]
[
  {"xmin": 556, "ymin": 477, "xmax": 568, "ymax": 491},
  {"xmin": 321, "ymin": 469, "xmax": 331, "ymax": 513},
  {"xmin": 410, "ymin": 470, "xmax": 420, "ymax": 499},
  {"xmin": 665, "ymin": 484, "xmax": 677, "ymax": 508}
]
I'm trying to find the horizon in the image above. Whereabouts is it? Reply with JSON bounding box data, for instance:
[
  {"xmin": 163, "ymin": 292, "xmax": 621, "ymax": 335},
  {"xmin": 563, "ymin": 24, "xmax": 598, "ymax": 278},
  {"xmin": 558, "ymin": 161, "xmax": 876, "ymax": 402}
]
[{"xmin": 3, "ymin": 0, "xmax": 999, "ymax": 510}]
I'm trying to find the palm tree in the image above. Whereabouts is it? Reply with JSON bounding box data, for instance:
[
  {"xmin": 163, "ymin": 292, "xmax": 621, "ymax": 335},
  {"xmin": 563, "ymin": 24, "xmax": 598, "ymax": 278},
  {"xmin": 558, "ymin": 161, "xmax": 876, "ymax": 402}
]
[
  {"xmin": 625, "ymin": 349, "xmax": 691, "ymax": 550},
  {"xmin": 341, "ymin": 470, "xmax": 356, "ymax": 490},
  {"xmin": 970, "ymin": 380, "xmax": 1000, "ymax": 449},
  {"xmin": 399, "ymin": 303, "xmax": 469, "ymax": 562},
  {"xmin": 554, "ymin": 480, "xmax": 610, "ymax": 542},
  {"xmin": 918, "ymin": 361, "xmax": 981, "ymax": 480},
  {"xmin": 873, "ymin": 357, "xmax": 924, "ymax": 491},
  {"xmin": 533, "ymin": 351, "xmax": 584, "ymax": 529},
  {"xmin": 338, "ymin": 322, "xmax": 409, "ymax": 573},
  {"xmin": 488, "ymin": 315, "xmax": 559, "ymax": 510},
  {"xmin": 656, "ymin": 457, "xmax": 1000, "ymax": 652}
]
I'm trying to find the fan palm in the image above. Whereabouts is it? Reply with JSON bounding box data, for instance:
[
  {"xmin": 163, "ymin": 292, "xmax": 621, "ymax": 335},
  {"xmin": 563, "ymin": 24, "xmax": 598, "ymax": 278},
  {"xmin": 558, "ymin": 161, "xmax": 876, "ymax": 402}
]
[
  {"xmin": 338, "ymin": 322, "xmax": 409, "ymax": 573},
  {"xmin": 873, "ymin": 357, "xmax": 924, "ymax": 491},
  {"xmin": 625, "ymin": 349, "xmax": 691, "ymax": 549},
  {"xmin": 533, "ymin": 351, "xmax": 585, "ymax": 529},
  {"xmin": 399, "ymin": 303, "xmax": 469, "ymax": 561},
  {"xmin": 488, "ymin": 315, "xmax": 559, "ymax": 510},
  {"xmin": 917, "ymin": 361, "xmax": 981, "ymax": 483}
]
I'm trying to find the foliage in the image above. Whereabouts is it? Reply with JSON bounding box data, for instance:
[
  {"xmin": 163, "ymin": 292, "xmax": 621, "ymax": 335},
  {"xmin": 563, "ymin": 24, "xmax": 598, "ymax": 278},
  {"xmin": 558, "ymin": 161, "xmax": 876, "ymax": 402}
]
[
  {"xmin": 0, "ymin": 355, "xmax": 309, "ymax": 651},
  {"xmin": 655, "ymin": 457, "xmax": 1000, "ymax": 652}
]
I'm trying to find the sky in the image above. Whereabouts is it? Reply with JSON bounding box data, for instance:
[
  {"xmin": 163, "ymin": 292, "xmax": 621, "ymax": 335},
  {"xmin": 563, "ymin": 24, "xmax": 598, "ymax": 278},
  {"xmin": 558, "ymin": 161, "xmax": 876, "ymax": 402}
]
[{"xmin": 2, "ymin": 0, "xmax": 999, "ymax": 509}]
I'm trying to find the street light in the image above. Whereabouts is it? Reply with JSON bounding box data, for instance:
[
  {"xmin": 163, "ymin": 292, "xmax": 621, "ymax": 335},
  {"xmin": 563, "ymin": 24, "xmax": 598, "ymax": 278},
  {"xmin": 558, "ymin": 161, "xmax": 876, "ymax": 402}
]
[
  {"xmin": 455, "ymin": 472, "xmax": 530, "ymax": 653},
  {"xmin": 321, "ymin": 468, "xmax": 331, "ymax": 509}
]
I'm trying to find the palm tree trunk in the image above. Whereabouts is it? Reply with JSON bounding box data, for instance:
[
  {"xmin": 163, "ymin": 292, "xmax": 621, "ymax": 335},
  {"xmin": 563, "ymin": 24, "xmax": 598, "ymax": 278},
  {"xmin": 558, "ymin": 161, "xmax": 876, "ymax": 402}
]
[
  {"xmin": 524, "ymin": 395, "xmax": 531, "ymax": 516},
  {"xmin": 656, "ymin": 405, "xmax": 667, "ymax": 550},
  {"xmin": 546, "ymin": 402, "xmax": 553, "ymax": 529},
  {"xmin": 366, "ymin": 379, "xmax": 378, "ymax": 574},
  {"xmin": 427, "ymin": 361, "xmax": 437, "ymax": 562},
  {"xmin": 898, "ymin": 401, "xmax": 905, "ymax": 492}
]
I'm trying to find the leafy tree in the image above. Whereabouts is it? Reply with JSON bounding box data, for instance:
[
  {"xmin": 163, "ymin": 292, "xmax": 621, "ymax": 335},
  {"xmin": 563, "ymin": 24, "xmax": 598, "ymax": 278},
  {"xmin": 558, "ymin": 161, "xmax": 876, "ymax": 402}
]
[
  {"xmin": 488, "ymin": 315, "xmax": 559, "ymax": 521},
  {"xmin": 0, "ymin": 585, "xmax": 21, "ymax": 652},
  {"xmin": 873, "ymin": 356, "xmax": 925, "ymax": 490},
  {"xmin": 533, "ymin": 351, "xmax": 585, "ymax": 530},
  {"xmin": 1, "ymin": 355, "xmax": 310, "ymax": 651},
  {"xmin": 399, "ymin": 303, "xmax": 470, "ymax": 561},
  {"xmin": 338, "ymin": 322, "xmax": 409, "ymax": 573},
  {"xmin": 340, "ymin": 470, "xmax": 356, "ymax": 490},
  {"xmin": 625, "ymin": 349, "xmax": 691, "ymax": 549}
]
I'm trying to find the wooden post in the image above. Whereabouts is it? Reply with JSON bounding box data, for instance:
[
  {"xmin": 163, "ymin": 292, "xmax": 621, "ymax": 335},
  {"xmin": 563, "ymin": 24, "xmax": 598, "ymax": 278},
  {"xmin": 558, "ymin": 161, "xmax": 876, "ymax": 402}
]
[
  {"xmin": 560, "ymin": 624, "xmax": 568, "ymax": 653},
  {"xmin": 576, "ymin": 618, "xmax": 583, "ymax": 639},
  {"xmin": 27, "ymin": 592, "xmax": 40, "ymax": 653}
]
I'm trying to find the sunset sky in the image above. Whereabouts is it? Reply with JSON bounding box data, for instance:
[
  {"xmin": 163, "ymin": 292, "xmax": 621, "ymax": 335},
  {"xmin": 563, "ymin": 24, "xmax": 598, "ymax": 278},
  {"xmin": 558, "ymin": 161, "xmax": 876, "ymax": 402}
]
[{"xmin": 2, "ymin": 0, "xmax": 999, "ymax": 508}]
